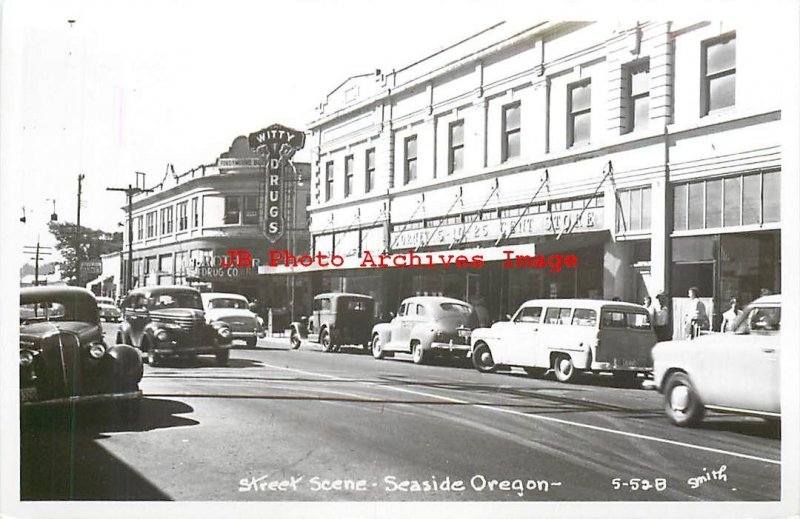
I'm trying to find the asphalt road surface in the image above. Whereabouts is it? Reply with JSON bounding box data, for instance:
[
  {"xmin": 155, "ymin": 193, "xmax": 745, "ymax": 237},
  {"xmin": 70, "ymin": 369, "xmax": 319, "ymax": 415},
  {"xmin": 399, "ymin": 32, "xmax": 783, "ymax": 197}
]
[{"xmin": 19, "ymin": 324, "xmax": 781, "ymax": 501}]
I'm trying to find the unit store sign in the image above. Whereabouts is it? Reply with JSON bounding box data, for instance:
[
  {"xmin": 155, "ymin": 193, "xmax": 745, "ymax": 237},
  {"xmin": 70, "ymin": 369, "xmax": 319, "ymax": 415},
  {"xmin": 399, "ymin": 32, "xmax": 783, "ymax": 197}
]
[{"xmin": 391, "ymin": 207, "xmax": 604, "ymax": 250}]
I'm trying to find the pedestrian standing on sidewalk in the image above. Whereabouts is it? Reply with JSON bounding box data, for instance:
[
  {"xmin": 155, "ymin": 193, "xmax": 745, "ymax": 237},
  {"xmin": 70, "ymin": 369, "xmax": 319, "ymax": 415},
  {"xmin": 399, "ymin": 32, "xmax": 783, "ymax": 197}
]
[
  {"xmin": 720, "ymin": 297, "xmax": 742, "ymax": 333},
  {"xmin": 682, "ymin": 287, "xmax": 709, "ymax": 339},
  {"xmin": 651, "ymin": 293, "xmax": 671, "ymax": 341}
]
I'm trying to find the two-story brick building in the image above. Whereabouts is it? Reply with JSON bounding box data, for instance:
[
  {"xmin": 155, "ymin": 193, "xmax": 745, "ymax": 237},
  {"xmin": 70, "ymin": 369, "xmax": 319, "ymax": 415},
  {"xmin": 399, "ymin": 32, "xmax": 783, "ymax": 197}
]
[
  {"xmin": 303, "ymin": 20, "xmax": 782, "ymax": 336},
  {"xmin": 120, "ymin": 134, "xmax": 310, "ymax": 311}
]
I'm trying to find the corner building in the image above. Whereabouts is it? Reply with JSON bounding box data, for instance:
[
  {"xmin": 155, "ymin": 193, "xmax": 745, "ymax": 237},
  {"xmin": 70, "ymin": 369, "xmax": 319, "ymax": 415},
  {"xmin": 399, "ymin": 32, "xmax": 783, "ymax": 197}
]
[{"xmin": 306, "ymin": 21, "xmax": 782, "ymax": 336}]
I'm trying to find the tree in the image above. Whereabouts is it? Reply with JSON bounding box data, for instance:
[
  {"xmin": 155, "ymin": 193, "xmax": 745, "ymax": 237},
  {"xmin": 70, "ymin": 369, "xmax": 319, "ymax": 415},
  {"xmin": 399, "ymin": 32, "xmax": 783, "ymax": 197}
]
[{"xmin": 47, "ymin": 221, "xmax": 123, "ymax": 286}]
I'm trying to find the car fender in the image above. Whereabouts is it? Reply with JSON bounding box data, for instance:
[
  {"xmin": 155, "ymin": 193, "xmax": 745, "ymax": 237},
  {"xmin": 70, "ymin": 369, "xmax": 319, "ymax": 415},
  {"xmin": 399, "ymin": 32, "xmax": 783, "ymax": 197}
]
[
  {"xmin": 371, "ymin": 323, "xmax": 392, "ymax": 346},
  {"xmin": 410, "ymin": 324, "xmax": 435, "ymax": 350},
  {"xmin": 289, "ymin": 321, "xmax": 308, "ymax": 339},
  {"xmin": 106, "ymin": 343, "xmax": 144, "ymax": 384}
]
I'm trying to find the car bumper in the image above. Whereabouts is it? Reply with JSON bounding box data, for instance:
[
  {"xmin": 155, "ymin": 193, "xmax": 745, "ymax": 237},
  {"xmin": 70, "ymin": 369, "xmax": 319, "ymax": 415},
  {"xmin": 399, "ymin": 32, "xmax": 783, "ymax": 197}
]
[
  {"xmin": 152, "ymin": 343, "xmax": 232, "ymax": 355},
  {"xmin": 231, "ymin": 330, "xmax": 266, "ymax": 339},
  {"xmin": 591, "ymin": 361, "xmax": 652, "ymax": 373},
  {"xmin": 21, "ymin": 388, "xmax": 143, "ymax": 407},
  {"xmin": 430, "ymin": 341, "xmax": 472, "ymax": 356}
]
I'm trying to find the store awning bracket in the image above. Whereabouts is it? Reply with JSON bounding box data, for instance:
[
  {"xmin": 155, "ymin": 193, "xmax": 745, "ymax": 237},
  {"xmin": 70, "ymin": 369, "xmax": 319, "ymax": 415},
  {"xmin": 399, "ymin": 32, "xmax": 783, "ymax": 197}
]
[
  {"xmin": 388, "ymin": 194, "xmax": 426, "ymax": 251},
  {"xmin": 556, "ymin": 160, "xmax": 619, "ymax": 240},
  {"xmin": 415, "ymin": 187, "xmax": 463, "ymax": 251},
  {"xmin": 452, "ymin": 178, "xmax": 499, "ymax": 248},
  {"xmin": 494, "ymin": 169, "xmax": 549, "ymax": 246}
]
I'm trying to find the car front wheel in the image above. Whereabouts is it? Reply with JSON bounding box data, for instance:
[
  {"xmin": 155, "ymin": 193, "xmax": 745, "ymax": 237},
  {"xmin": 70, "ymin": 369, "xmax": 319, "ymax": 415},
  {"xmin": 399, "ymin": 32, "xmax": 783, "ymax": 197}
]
[
  {"xmin": 472, "ymin": 343, "xmax": 496, "ymax": 373},
  {"xmin": 371, "ymin": 335, "xmax": 385, "ymax": 360},
  {"xmin": 663, "ymin": 372, "xmax": 705, "ymax": 427},
  {"xmin": 290, "ymin": 329, "xmax": 302, "ymax": 350}
]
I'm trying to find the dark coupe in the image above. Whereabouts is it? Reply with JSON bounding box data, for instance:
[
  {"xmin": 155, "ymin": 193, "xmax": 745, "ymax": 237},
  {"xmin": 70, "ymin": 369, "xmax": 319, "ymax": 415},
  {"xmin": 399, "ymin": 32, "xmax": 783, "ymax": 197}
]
[{"xmin": 19, "ymin": 286, "xmax": 143, "ymax": 414}]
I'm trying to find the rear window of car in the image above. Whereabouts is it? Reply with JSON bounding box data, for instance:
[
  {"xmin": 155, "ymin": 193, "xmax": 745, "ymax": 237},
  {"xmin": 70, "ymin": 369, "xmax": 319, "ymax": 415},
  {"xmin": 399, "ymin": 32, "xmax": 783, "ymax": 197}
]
[
  {"xmin": 601, "ymin": 310, "xmax": 651, "ymax": 330},
  {"xmin": 439, "ymin": 303, "xmax": 471, "ymax": 314},
  {"xmin": 344, "ymin": 299, "xmax": 370, "ymax": 312}
]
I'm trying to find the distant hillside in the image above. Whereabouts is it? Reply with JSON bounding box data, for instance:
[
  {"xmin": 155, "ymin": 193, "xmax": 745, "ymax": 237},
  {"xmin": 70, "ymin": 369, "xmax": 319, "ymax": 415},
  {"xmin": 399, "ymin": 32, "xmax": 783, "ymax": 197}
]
[{"xmin": 20, "ymin": 262, "xmax": 56, "ymax": 277}]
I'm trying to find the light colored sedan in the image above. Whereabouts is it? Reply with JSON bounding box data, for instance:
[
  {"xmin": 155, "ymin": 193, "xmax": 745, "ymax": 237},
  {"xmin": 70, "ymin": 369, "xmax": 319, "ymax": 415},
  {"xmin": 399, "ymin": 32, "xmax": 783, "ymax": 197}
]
[
  {"xmin": 96, "ymin": 296, "xmax": 122, "ymax": 322},
  {"xmin": 201, "ymin": 292, "xmax": 265, "ymax": 348},
  {"xmin": 653, "ymin": 294, "xmax": 781, "ymax": 427}
]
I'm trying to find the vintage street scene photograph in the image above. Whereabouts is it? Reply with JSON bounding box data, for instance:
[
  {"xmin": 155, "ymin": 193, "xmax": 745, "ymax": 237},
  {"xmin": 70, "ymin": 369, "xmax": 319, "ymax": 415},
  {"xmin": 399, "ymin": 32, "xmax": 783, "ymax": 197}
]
[{"xmin": 1, "ymin": 1, "xmax": 798, "ymax": 518}]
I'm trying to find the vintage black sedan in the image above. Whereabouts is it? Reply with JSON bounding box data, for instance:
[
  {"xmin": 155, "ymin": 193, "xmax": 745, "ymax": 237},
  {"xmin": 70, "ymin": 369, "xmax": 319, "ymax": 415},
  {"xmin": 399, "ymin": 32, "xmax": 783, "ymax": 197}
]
[{"xmin": 19, "ymin": 286, "xmax": 143, "ymax": 415}]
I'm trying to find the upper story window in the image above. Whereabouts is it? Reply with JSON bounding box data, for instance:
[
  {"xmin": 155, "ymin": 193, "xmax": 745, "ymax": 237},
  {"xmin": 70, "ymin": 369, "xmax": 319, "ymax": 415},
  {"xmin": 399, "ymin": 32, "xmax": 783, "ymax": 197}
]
[
  {"xmin": 325, "ymin": 161, "xmax": 334, "ymax": 202},
  {"xmin": 568, "ymin": 79, "xmax": 591, "ymax": 147},
  {"xmin": 243, "ymin": 196, "xmax": 259, "ymax": 225},
  {"xmin": 159, "ymin": 206, "xmax": 173, "ymax": 234},
  {"xmin": 624, "ymin": 59, "xmax": 650, "ymax": 133},
  {"xmin": 404, "ymin": 135, "xmax": 418, "ymax": 185},
  {"xmin": 136, "ymin": 216, "xmax": 143, "ymax": 240},
  {"xmin": 365, "ymin": 148, "xmax": 375, "ymax": 193},
  {"xmin": 191, "ymin": 197, "xmax": 199, "ymax": 228},
  {"xmin": 449, "ymin": 120, "xmax": 465, "ymax": 174},
  {"xmin": 501, "ymin": 103, "xmax": 521, "ymax": 162},
  {"xmin": 344, "ymin": 154, "xmax": 354, "ymax": 198},
  {"xmin": 145, "ymin": 211, "xmax": 156, "ymax": 238},
  {"xmin": 702, "ymin": 33, "xmax": 736, "ymax": 115},
  {"xmin": 224, "ymin": 196, "xmax": 240, "ymax": 224},
  {"xmin": 177, "ymin": 201, "xmax": 188, "ymax": 231},
  {"xmin": 616, "ymin": 186, "xmax": 652, "ymax": 233}
]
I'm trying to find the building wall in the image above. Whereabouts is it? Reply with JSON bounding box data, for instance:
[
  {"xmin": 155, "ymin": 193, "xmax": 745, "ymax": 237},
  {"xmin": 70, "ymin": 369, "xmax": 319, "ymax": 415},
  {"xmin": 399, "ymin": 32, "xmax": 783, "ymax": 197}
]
[{"xmin": 306, "ymin": 20, "xmax": 783, "ymax": 324}]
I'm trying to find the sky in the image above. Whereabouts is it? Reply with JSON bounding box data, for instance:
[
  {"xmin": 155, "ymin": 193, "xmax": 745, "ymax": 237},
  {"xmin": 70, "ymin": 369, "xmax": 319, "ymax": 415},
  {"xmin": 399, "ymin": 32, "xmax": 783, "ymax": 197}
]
[{"xmin": 2, "ymin": 0, "xmax": 513, "ymax": 267}]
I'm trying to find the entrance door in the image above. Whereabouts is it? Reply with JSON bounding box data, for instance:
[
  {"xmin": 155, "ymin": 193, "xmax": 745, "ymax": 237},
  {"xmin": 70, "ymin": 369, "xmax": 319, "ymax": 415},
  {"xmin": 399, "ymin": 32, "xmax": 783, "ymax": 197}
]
[{"xmin": 671, "ymin": 261, "xmax": 715, "ymax": 340}]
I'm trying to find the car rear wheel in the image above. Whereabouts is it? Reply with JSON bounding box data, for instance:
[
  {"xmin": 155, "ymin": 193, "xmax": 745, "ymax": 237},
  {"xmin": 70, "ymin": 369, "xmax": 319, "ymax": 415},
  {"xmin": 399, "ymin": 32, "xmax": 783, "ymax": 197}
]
[
  {"xmin": 553, "ymin": 354, "xmax": 577, "ymax": 383},
  {"xmin": 245, "ymin": 337, "xmax": 257, "ymax": 348},
  {"xmin": 320, "ymin": 330, "xmax": 334, "ymax": 353},
  {"xmin": 290, "ymin": 329, "xmax": 302, "ymax": 350},
  {"xmin": 411, "ymin": 342, "xmax": 428, "ymax": 365},
  {"xmin": 664, "ymin": 372, "xmax": 705, "ymax": 427},
  {"xmin": 472, "ymin": 343, "xmax": 497, "ymax": 373},
  {"xmin": 523, "ymin": 366, "xmax": 548, "ymax": 378},
  {"xmin": 215, "ymin": 349, "xmax": 230, "ymax": 367}
]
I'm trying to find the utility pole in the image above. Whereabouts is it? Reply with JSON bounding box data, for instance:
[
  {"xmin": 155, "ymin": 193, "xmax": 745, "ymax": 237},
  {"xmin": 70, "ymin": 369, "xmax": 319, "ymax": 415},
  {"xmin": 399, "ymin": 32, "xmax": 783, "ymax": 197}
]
[
  {"xmin": 23, "ymin": 240, "xmax": 52, "ymax": 286},
  {"xmin": 75, "ymin": 173, "xmax": 85, "ymax": 286},
  {"xmin": 106, "ymin": 183, "xmax": 154, "ymax": 294}
]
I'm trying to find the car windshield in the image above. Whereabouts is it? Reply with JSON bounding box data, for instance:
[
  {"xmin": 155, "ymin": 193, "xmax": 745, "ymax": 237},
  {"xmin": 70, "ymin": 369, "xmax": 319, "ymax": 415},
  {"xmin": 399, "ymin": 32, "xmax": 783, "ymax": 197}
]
[
  {"xmin": 150, "ymin": 292, "xmax": 203, "ymax": 310},
  {"xmin": 208, "ymin": 298, "xmax": 248, "ymax": 310},
  {"xmin": 20, "ymin": 297, "xmax": 98, "ymax": 324},
  {"xmin": 735, "ymin": 306, "xmax": 781, "ymax": 334},
  {"xmin": 96, "ymin": 297, "xmax": 114, "ymax": 305},
  {"xmin": 342, "ymin": 299, "xmax": 371, "ymax": 312}
]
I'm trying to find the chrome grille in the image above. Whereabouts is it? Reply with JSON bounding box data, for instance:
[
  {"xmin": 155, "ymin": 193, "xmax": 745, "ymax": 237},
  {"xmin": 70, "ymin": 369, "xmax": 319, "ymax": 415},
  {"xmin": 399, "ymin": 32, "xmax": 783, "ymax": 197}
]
[
  {"xmin": 37, "ymin": 332, "xmax": 82, "ymax": 398},
  {"xmin": 150, "ymin": 313, "xmax": 204, "ymax": 332}
]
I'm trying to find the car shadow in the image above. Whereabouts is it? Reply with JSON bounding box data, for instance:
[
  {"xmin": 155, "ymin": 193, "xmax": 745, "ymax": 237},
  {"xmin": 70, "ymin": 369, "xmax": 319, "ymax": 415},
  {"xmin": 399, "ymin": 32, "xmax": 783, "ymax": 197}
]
[
  {"xmin": 150, "ymin": 357, "xmax": 265, "ymax": 369},
  {"xmin": 20, "ymin": 398, "xmax": 196, "ymax": 501},
  {"xmin": 687, "ymin": 416, "xmax": 781, "ymax": 440}
]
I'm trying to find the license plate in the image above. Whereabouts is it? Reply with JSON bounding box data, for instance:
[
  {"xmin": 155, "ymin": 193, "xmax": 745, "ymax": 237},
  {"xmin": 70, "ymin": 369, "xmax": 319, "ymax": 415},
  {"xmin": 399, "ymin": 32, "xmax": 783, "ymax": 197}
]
[
  {"xmin": 615, "ymin": 359, "xmax": 640, "ymax": 369},
  {"xmin": 20, "ymin": 387, "xmax": 38, "ymax": 402}
]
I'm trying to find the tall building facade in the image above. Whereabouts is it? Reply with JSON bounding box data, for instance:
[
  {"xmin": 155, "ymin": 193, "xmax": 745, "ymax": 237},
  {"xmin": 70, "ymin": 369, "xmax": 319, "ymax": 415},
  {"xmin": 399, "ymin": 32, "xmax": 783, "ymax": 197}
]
[
  {"xmin": 122, "ymin": 135, "xmax": 310, "ymax": 309},
  {"xmin": 305, "ymin": 21, "xmax": 782, "ymax": 336}
]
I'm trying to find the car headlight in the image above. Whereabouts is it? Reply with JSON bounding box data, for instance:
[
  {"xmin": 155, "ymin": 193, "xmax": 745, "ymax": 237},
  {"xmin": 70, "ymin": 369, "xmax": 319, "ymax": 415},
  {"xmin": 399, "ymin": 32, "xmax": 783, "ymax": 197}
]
[
  {"xmin": 156, "ymin": 329, "xmax": 169, "ymax": 342},
  {"xmin": 88, "ymin": 342, "xmax": 106, "ymax": 359},
  {"xmin": 20, "ymin": 349, "xmax": 35, "ymax": 367},
  {"xmin": 218, "ymin": 326, "xmax": 231, "ymax": 338}
]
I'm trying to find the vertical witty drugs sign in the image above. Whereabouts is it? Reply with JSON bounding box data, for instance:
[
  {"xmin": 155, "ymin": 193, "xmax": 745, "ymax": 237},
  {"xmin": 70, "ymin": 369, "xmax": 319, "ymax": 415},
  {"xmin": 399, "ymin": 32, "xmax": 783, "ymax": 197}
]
[{"xmin": 248, "ymin": 124, "xmax": 306, "ymax": 242}]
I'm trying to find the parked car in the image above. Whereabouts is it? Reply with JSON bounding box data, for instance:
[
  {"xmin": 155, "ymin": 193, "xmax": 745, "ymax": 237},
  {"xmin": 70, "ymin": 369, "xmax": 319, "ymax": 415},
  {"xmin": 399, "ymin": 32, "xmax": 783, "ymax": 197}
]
[
  {"xmin": 289, "ymin": 293, "xmax": 375, "ymax": 353},
  {"xmin": 19, "ymin": 286, "xmax": 143, "ymax": 417},
  {"xmin": 653, "ymin": 294, "xmax": 781, "ymax": 427},
  {"xmin": 371, "ymin": 296, "xmax": 476, "ymax": 364},
  {"xmin": 470, "ymin": 299, "xmax": 656, "ymax": 383},
  {"xmin": 201, "ymin": 292, "xmax": 265, "ymax": 348},
  {"xmin": 116, "ymin": 286, "xmax": 233, "ymax": 366},
  {"xmin": 96, "ymin": 296, "xmax": 122, "ymax": 322}
]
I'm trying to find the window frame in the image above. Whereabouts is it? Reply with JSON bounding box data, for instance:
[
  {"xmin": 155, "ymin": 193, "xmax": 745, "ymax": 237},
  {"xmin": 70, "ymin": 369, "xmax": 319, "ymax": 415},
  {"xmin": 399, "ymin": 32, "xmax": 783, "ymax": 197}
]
[
  {"xmin": 404, "ymin": 135, "xmax": 418, "ymax": 185},
  {"xmin": 325, "ymin": 161, "xmax": 334, "ymax": 202},
  {"xmin": 568, "ymin": 79, "xmax": 592, "ymax": 148},
  {"xmin": 448, "ymin": 119, "xmax": 465, "ymax": 175},
  {"xmin": 224, "ymin": 196, "xmax": 241, "ymax": 225},
  {"xmin": 501, "ymin": 102, "xmax": 521, "ymax": 162},
  {"xmin": 624, "ymin": 59, "xmax": 650, "ymax": 133},
  {"xmin": 702, "ymin": 33, "xmax": 737, "ymax": 116},
  {"xmin": 365, "ymin": 148, "xmax": 375, "ymax": 193},
  {"xmin": 344, "ymin": 154, "xmax": 354, "ymax": 198}
]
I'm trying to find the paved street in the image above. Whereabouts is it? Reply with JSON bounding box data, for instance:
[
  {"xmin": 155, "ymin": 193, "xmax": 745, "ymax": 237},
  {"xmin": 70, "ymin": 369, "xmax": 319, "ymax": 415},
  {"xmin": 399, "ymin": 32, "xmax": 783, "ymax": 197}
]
[{"xmin": 19, "ymin": 324, "xmax": 781, "ymax": 502}]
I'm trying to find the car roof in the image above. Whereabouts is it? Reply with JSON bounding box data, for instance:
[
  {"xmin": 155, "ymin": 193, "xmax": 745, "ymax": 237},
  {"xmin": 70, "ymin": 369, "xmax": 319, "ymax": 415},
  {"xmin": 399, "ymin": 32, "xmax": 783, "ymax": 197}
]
[
  {"xmin": 750, "ymin": 294, "xmax": 781, "ymax": 305},
  {"xmin": 402, "ymin": 296, "xmax": 472, "ymax": 306},
  {"xmin": 314, "ymin": 292, "xmax": 373, "ymax": 300},
  {"xmin": 518, "ymin": 298, "xmax": 648, "ymax": 311},
  {"xmin": 129, "ymin": 285, "xmax": 201, "ymax": 297},
  {"xmin": 21, "ymin": 286, "xmax": 97, "ymax": 301},
  {"xmin": 202, "ymin": 292, "xmax": 248, "ymax": 300}
]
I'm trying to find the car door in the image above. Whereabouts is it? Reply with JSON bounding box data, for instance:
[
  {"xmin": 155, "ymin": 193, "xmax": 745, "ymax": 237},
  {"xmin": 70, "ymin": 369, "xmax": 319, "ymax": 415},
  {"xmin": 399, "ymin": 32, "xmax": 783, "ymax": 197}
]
[
  {"xmin": 705, "ymin": 305, "xmax": 780, "ymax": 413},
  {"xmin": 501, "ymin": 305, "xmax": 544, "ymax": 367},
  {"xmin": 387, "ymin": 302, "xmax": 410, "ymax": 350}
]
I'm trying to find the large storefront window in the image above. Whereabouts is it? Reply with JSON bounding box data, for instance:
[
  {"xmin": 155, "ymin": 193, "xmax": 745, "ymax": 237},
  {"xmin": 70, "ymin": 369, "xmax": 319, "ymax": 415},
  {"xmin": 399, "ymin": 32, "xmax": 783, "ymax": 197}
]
[
  {"xmin": 673, "ymin": 170, "xmax": 780, "ymax": 231},
  {"xmin": 671, "ymin": 230, "xmax": 780, "ymax": 332}
]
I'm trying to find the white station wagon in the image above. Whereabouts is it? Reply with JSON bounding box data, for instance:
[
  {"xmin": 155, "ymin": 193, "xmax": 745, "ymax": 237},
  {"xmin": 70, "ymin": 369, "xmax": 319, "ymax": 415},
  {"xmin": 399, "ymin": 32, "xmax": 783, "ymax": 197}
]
[
  {"xmin": 470, "ymin": 299, "xmax": 657, "ymax": 383},
  {"xmin": 653, "ymin": 294, "xmax": 781, "ymax": 427}
]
